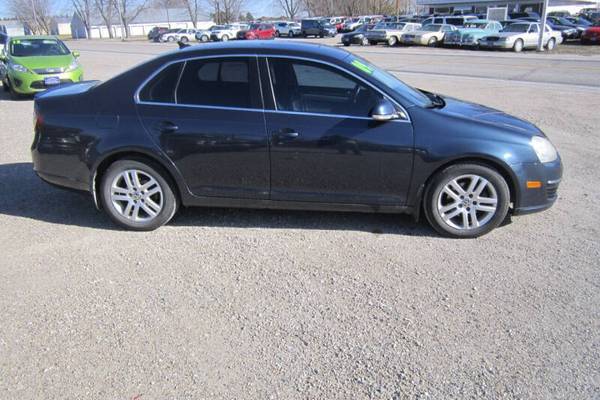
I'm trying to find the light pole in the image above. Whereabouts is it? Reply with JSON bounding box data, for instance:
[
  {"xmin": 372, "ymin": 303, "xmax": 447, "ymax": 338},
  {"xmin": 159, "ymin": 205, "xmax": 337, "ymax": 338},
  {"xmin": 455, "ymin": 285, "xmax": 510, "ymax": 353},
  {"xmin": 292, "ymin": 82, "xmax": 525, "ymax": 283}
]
[{"xmin": 537, "ymin": 0, "xmax": 549, "ymax": 51}]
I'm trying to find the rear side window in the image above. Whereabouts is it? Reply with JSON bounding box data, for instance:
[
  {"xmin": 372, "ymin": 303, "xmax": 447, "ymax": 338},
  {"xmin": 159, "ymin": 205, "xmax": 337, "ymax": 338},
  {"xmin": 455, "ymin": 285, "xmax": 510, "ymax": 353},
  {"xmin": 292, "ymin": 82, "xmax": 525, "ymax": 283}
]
[
  {"xmin": 138, "ymin": 62, "xmax": 183, "ymax": 103},
  {"xmin": 176, "ymin": 57, "xmax": 258, "ymax": 109}
]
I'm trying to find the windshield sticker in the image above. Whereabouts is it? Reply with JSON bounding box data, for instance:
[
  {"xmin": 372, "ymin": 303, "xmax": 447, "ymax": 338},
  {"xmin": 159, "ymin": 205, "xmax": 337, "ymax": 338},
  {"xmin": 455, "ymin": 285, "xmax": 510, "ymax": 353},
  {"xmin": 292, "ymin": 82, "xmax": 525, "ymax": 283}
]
[{"xmin": 351, "ymin": 59, "xmax": 373, "ymax": 75}]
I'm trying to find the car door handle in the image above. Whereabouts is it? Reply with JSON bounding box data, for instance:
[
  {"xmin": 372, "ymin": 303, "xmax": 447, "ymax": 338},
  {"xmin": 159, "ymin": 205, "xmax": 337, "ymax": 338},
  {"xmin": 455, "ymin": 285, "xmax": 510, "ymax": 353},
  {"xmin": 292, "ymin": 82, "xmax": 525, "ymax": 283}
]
[
  {"xmin": 273, "ymin": 129, "xmax": 299, "ymax": 139},
  {"xmin": 156, "ymin": 121, "xmax": 179, "ymax": 133}
]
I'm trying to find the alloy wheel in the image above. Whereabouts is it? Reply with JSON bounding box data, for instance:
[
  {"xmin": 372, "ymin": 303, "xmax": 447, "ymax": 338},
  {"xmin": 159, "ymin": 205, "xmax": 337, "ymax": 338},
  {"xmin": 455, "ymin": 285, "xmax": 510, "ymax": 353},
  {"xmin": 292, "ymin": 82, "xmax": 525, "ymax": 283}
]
[
  {"xmin": 110, "ymin": 169, "xmax": 164, "ymax": 222},
  {"xmin": 436, "ymin": 174, "xmax": 498, "ymax": 230}
]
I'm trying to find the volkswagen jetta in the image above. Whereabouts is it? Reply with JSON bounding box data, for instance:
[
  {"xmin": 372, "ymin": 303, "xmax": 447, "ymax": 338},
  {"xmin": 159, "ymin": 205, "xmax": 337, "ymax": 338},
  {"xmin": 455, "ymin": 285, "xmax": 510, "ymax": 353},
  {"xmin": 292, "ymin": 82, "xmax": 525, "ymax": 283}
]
[{"xmin": 31, "ymin": 41, "xmax": 562, "ymax": 237}]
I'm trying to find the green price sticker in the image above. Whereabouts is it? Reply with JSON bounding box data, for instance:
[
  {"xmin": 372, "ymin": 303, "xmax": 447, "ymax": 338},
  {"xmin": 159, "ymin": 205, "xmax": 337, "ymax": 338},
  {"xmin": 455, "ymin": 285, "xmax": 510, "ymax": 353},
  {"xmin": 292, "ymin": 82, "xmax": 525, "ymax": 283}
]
[{"xmin": 351, "ymin": 59, "xmax": 373, "ymax": 75}]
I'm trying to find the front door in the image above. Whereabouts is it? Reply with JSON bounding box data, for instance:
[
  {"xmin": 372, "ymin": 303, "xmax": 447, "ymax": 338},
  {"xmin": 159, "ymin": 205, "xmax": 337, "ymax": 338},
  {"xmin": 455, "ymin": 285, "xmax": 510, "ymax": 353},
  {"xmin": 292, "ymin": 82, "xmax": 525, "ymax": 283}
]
[
  {"xmin": 136, "ymin": 56, "xmax": 269, "ymax": 199},
  {"xmin": 263, "ymin": 57, "xmax": 414, "ymax": 205}
]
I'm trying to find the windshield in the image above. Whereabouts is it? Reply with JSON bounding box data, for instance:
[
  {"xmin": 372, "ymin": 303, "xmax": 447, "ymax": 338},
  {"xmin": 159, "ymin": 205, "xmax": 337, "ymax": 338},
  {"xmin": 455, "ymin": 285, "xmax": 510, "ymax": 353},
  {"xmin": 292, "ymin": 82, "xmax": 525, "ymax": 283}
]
[
  {"xmin": 346, "ymin": 55, "xmax": 432, "ymax": 108},
  {"xmin": 249, "ymin": 24, "xmax": 260, "ymax": 29},
  {"xmin": 503, "ymin": 23, "xmax": 530, "ymax": 32},
  {"xmin": 423, "ymin": 24, "xmax": 442, "ymax": 31},
  {"xmin": 10, "ymin": 38, "xmax": 70, "ymax": 57}
]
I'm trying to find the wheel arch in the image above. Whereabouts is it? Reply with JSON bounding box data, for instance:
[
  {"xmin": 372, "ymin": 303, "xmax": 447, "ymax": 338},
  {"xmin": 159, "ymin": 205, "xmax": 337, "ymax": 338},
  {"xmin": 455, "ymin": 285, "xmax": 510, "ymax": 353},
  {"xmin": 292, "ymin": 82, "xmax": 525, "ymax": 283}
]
[
  {"xmin": 415, "ymin": 155, "xmax": 520, "ymax": 217},
  {"xmin": 90, "ymin": 149, "xmax": 185, "ymax": 210}
]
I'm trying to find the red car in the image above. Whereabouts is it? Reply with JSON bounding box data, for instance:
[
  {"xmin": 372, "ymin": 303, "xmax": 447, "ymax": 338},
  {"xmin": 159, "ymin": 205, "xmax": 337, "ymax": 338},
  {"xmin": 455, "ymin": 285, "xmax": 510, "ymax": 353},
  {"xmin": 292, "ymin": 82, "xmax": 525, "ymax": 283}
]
[
  {"xmin": 581, "ymin": 24, "xmax": 600, "ymax": 44},
  {"xmin": 245, "ymin": 23, "xmax": 275, "ymax": 40}
]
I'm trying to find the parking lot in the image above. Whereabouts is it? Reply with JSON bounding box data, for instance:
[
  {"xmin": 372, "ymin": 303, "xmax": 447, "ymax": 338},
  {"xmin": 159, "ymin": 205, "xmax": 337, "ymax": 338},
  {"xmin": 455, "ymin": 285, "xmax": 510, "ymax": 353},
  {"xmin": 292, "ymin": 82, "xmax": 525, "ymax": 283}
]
[{"xmin": 1, "ymin": 38, "xmax": 599, "ymax": 399}]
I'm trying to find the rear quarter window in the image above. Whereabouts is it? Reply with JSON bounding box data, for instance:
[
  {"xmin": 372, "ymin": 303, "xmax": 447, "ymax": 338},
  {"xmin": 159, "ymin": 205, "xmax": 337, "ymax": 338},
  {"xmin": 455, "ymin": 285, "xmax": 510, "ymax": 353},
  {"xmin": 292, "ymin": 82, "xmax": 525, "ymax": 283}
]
[{"xmin": 138, "ymin": 62, "xmax": 183, "ymax": 103}]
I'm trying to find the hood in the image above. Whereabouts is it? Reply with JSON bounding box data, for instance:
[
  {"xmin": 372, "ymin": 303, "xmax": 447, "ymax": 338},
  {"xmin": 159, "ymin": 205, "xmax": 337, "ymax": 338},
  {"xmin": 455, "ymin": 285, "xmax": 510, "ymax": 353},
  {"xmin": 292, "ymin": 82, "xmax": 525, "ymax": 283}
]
[
  {"xmin": 455, "ymin": 28, "xmax": 488, "ymax": 35},
  {"xmin": 438, "ymin": 96, "xmax": 541, "ymax": 136},
  {"xmin": 11, "ymin": 54, "xmax": 73, "ymax": 70},
  {"xmin": 483, "ymin": 31, "xmax": 525, "ymax": 38}
]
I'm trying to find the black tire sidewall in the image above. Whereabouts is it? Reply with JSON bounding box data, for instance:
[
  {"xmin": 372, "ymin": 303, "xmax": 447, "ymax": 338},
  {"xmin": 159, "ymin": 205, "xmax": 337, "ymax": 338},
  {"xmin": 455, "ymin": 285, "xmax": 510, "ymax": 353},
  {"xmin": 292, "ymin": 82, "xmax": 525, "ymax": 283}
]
[
  {"xmin": 100, "ymin": 159, "xmax": 178, "ymax": 231},
  {"xmin": 424, "ymin": 164, "xmax": 510, "ymax": 238}
]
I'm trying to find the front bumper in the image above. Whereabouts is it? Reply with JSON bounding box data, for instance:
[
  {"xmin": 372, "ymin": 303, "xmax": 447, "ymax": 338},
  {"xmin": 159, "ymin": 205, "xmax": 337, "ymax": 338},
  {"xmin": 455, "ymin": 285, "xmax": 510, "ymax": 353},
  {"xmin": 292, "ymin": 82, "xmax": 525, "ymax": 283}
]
[
  {"xmin": 511, "ymin": 158, "xmax": 563, "ymax": 216},
  {"xmin": 479, "ymin": 40, "xmax": 513, "ymax": 49},
  {"xmin": 8, "ymin": 68, "xmax": 84, "ymax": 94}
]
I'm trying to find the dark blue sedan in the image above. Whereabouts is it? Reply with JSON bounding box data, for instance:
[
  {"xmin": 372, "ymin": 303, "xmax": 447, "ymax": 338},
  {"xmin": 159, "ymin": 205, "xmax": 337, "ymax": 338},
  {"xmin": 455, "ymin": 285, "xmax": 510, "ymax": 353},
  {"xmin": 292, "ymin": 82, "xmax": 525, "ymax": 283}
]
[{"xmin": 31, "ymin": 41, "xmax": 562, "ymax": 237}]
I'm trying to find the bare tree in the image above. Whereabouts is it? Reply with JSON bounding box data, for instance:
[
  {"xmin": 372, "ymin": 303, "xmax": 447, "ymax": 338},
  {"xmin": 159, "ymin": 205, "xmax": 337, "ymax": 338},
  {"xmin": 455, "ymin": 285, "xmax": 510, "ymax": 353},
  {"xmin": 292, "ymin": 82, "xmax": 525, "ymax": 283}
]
[
  {"xmin": 152, "ymin": 0, "xmax": 179, "ymax": 27},
  {"xmin": 72, "ymin": 0, "xmax": 93, "ymax": 38},
  {"xmin": 207, "ymin": 0, "xmax": 244, "ymax": 24},
  {"xmin": 8, "ymin": 0, "xmax": 53, "ymax": 34},
  {"xmin": 181, "ymin": 0, "xmax": 200, "ymax": 27},
  {"xmin": 94, "ymin": 0, "xmax": 115, "ymax": 38},
  {"xmin": 114, "ymin": 0, "xmax": 148, "ymax": 38},
  {"xmin": 277, "ymin": 0, "xmax": 301, "ymax": 20}
]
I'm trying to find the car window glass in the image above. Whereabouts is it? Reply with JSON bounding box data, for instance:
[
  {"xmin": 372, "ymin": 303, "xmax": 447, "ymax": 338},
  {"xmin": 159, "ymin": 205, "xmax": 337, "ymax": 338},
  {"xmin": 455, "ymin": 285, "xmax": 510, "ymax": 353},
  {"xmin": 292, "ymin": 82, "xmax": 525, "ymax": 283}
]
[
  {"xmin": 176, "ymin": 57, "xmax": 256, "ymax": 109},
  {"xmin": 139, "ymin": 62, "xmax": 183, "ymax": 103},
  {"xmin": 268, "ymin": 58, "xmax": 382, "ymax": 118}
]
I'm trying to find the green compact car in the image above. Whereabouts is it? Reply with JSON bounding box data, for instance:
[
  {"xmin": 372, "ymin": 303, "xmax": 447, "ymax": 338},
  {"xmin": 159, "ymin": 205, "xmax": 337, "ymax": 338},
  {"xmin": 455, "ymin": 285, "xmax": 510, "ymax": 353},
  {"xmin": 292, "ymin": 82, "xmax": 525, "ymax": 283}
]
[{"xmin": 1, "ymin": 36, "xmax": 83, "ymax": 98}]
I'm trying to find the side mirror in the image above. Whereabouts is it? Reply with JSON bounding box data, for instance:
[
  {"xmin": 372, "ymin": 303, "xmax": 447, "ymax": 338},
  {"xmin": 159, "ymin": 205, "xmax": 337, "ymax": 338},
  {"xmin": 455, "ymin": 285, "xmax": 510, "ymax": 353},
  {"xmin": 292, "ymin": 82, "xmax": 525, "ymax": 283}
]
[
  {"xmin": 72, "ymin": 50, "xmax": 80, "ymax": 58},
  {"xmin": 371, "ymin": 98, "xmax": 399, "ymax": 121}
]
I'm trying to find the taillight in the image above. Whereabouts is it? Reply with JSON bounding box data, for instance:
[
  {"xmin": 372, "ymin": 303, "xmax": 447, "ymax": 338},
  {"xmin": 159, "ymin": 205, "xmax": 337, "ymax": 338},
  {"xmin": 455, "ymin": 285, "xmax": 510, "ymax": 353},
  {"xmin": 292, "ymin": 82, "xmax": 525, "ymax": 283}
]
[{"xmin": 33, "ymin": 106, "xmax": 43, "ymax": 129}]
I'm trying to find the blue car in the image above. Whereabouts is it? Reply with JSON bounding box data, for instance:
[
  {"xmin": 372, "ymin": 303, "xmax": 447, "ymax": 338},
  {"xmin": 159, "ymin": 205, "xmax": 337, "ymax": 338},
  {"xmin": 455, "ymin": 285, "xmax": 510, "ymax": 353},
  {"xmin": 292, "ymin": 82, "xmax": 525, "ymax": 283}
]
[
  {"xmin": 31, "ymin": 41, "xmax": 562, "ymax": 237},
  {"xmin": 444, "ymin": 19, "xmax": 503, "ymax": 47}
]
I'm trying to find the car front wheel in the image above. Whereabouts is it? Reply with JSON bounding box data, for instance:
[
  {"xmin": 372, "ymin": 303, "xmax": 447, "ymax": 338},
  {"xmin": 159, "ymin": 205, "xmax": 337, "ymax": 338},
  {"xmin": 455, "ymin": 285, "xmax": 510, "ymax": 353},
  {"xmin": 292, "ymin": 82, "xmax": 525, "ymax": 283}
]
[
  {"xmin": 427, "ymin": 37, "xmax": 438, "ymax": 47},
  {"xmin": 424, "ymin": 163, "xmax": 510, "ymax": 238},
  {"xmin": 100, "ymin": 159, "xmax": 178, "ymax": 231},
  {"xmin": 513, "ymin": 39, "xmax": 524, "ymax": 52},
  {"xmin": 546, "ymin": 38, "xmax": 556, "ymax": 50},
  {"xmin": 388, "ymin": 36, "xmax": 398, "ymax": 46}
]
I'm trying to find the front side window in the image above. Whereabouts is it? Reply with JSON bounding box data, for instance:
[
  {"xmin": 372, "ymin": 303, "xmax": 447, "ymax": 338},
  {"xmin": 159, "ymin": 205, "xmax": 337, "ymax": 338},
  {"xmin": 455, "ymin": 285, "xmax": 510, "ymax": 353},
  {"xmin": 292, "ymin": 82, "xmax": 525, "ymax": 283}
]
[{"xmin": 268, "ymin": 58, "xmax": 383, "ymax": 118}]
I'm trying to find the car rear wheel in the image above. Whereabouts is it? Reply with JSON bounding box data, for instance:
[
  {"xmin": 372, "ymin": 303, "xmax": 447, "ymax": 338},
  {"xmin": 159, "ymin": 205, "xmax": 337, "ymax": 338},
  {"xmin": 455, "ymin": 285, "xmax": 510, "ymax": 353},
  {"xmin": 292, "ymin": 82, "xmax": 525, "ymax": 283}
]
[
  {"xmin": 200, "ymin": 35, "xmax": 209, "ymax": 42},
  {"xmin": 427, "ymin": 37, "xmax": 438, "ymax": 47},
  {"xmin": 221, "ymin": 35, "xmax": 229, "ymax": 42},
  {"xmin": 388, "ymin": 36, "xmax": 398, "ymax": 46},
  {"xmin": 513, "ymin": 39, "xmax": 524, "ymax": 52},
  {"xmin": 546, "ymin": 38, "xmax": 556, "ymax": 50},
  {"xmin": 180, "ymin": 36, "xmax": 188, "ymax": 43},
  {"xmin": 361, "ymin": 37, "xmax": 369, "ymax": 45},
  {"xmin": 424, "ymin": 163, "xmax": 510, "ymax": 238},
  {"xmin": 167, "ymin": 36, "xmax": 175, "ymax": 42},
  {"xmin": 100, "ymin": 159, "xmax": 178, "ymax": 231}
]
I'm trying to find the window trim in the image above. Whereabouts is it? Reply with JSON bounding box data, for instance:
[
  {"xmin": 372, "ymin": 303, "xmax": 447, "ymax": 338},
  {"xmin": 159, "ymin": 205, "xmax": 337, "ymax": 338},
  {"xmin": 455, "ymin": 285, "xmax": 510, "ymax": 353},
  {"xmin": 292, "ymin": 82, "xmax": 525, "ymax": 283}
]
[{"xmin": 134, "ymin": 53, "xmax": 411, "ymax": 123}]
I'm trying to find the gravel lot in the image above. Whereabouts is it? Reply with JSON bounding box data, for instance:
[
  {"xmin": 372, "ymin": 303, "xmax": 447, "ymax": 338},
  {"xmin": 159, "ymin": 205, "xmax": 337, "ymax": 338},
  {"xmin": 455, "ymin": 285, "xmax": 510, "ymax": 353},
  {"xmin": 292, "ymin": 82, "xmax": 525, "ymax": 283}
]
[{"xmin": 0, "ymin": 38, "xmax": 599, "ymax": 399}]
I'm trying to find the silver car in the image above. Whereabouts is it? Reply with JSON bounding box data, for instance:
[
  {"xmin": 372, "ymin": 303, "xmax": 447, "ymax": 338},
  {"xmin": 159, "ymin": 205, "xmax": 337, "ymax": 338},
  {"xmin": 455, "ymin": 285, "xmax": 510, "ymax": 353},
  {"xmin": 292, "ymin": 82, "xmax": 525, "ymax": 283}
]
[
  {"xmin": 479, "ymin": 22, "xmax": 563, "ymax": 52},
  {"xmin": 366, "ymin": 22, "xmax": 421, "ymax": 46},
  {"xmin": 275, "ymin": 22, "xmax": 301, "ymax": 37}
]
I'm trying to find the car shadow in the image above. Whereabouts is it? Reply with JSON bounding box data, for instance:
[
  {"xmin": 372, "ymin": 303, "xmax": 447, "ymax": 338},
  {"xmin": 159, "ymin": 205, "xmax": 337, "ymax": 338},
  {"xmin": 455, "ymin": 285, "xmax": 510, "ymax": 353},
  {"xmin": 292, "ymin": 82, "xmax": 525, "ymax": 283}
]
[{"xmin": 0, "ymin": 162, "xmax": 435, "ymax": 236}]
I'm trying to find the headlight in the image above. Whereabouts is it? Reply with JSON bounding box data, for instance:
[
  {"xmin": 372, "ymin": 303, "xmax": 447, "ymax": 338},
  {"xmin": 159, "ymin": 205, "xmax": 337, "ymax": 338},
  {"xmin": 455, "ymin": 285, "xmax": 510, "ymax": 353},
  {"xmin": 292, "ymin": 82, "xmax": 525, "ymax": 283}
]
[
  {"xmin": 10, "ymin": 63, "xmax": 29, "ymax": 73},
  {"xmin": 531, "ymin": 136, "xmax": 558, "ymax": 163},
  {"xmin": 66, "ymin": 59, "xmax": 79, "ymax": 72}
]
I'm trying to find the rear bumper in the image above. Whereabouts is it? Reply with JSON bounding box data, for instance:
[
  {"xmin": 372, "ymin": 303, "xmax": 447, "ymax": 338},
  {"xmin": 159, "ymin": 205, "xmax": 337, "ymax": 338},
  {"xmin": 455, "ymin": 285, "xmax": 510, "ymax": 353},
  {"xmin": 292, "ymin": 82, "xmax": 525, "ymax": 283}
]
[{"xmin": 511, "ymin": 158, "xmax": 563, "ymax": 216}]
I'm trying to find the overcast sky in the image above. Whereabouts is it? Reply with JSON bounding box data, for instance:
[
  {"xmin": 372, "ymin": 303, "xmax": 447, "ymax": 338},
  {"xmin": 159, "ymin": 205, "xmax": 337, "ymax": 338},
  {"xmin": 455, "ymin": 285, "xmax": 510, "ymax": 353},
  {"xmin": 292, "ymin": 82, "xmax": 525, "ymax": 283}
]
[{"xmin": 0, "ymin": 0, "xmax": 278, "ymax": 20}]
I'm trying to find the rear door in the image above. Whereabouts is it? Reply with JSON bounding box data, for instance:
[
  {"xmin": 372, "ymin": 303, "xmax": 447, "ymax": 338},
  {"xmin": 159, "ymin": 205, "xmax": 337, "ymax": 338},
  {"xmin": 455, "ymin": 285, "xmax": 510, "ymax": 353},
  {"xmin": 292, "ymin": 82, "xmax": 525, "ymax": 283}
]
[{"xmin": 136, "ymin": 56, "xmax": 270, "ymax": 199}]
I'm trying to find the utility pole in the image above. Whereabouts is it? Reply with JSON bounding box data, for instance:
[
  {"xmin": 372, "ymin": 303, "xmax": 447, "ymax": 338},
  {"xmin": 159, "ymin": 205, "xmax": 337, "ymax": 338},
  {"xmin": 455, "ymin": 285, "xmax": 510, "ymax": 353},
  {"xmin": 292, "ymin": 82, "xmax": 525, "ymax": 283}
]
[{"xmin": 537, "ymin": 0, "xmax": 549, "ymax": 51}]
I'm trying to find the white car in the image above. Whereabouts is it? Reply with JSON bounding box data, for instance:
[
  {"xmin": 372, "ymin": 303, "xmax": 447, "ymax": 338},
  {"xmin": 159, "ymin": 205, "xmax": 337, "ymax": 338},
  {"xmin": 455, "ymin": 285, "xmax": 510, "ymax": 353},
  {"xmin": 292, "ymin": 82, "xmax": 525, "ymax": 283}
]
[
  {"xmin": 401, "ymin": 23, "xmax": 457, "ymax": 46},
  {"xmin": 210, "ymin": 23, "xmax": 248, "ymax": 42},
  {"xmin": 160, "ymin": 28, "xmax": 197, "ymax": 43},
  {"xmin": 195, "ymin": 25, "xmax": 226, "ymax": 42},
  {"xmin": 479, "ymin": 22, "xmax": 563, "ymax": 52},
  {"xmin": 366, "ymin": 22, "xmax": 422, "ymax": 46},
  {"xmin": 274, "ymin": 22, "xmax": 301, "ymax": 37}
]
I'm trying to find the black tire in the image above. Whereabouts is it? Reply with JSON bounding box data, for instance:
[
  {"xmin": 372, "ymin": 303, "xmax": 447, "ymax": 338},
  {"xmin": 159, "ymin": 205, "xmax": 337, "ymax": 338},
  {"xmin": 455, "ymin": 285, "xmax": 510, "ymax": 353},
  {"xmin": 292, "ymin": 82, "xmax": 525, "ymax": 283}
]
[
  {"xmin": 288, "ymin": 31, "xmax": 294, "ymax": 38},
  {"xmin": 513, "ymin": 39, "xmax": 524, "ymax": 52},
  {"xmin": 343, "ymin": 42, "xmax": 350, "ymax": 46},
  {"xmin": 546, "ymin": 38, "xmax": 556, "ymax": 51},
  {"xmin": 100, "ymin": 159, "xmax": 178, "ymax": 231},
  {"xmin": 200, "ymin": 35, "xmax": 209, "ymax": 42},
  {"xmin": 427, "ymin": 36, "xmax": 437, "ymax": 47},
  {"xmin": 2, "ymin": 79, "xmax": 9, "ymax": 92},
  {"xmin": 8, "ymin": 80, "xmax": 21, "ymax": 100},
  {"xmin": 274, "ymin": 30, "xmax": 280, "ymax": 37},
  {"xmin": 319, "ymin": 32, "xmax": 324, "ymax": 38},
  {"xmin": 423, "ymin": 163, "xmax": 510, "ymax": 238},
  {"xmin": 180, "ymin": 36, "xmax": 189, "ymax": 43},
  {"xmin": 167, "ymin": 36, "xmax": 175, "ymax": 42},
  {"xmin": 388, "ymin": 36, "xmax": 398, "ymax": 46}
]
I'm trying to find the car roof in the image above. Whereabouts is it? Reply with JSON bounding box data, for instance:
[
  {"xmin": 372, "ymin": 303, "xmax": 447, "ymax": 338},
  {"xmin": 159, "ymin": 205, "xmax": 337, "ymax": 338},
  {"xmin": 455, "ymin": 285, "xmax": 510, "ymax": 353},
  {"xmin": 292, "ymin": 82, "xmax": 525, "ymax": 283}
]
[
  {"xmin": 178, "ymin": 40, "xmax": 351, "ymax": 61},
  {"xmin": 9, "ymin": 35, "xmax": 59, "ymax": 40}
]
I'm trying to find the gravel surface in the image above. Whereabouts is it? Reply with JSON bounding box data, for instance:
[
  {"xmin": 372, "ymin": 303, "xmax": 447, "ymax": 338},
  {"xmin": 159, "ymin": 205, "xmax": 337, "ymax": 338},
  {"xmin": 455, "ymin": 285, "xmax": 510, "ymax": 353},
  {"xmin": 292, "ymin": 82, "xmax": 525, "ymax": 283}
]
[{"xmin": 0, "ymin": 39, "xmax": 599, "ymax": 400}]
